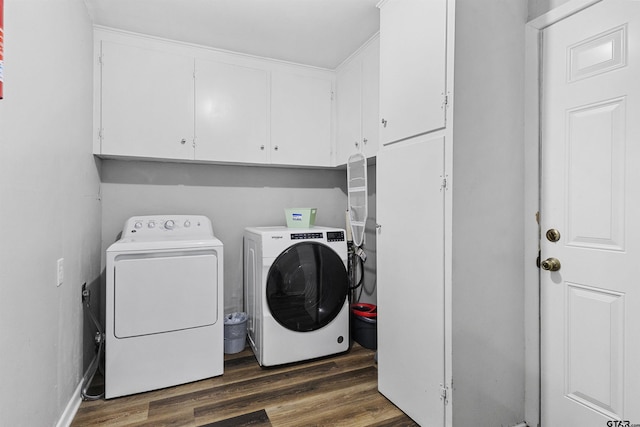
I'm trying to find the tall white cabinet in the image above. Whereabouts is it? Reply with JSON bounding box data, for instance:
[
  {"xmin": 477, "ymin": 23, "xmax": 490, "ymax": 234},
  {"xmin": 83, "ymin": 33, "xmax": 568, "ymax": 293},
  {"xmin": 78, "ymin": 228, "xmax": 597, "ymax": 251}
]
[{"xmin": 376, "ymin": 1, "xmax": 527, "ymax": 426}]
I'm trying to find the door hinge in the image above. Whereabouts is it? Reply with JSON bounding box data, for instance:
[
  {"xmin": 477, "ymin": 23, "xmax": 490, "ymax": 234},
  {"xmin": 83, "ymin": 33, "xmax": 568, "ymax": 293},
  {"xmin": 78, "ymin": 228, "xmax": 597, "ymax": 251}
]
[
  {"xmin": 98, "ymin": 128, "xmax": 103, "ymax": 141},
  {"xmin": 440, "ymin": 175, "xmax": 448, "ymax": 191},
  {"xmin": 98, "ymin": 54, "xmax": 103, "ymax": 66},
  {"xmin": 331, "ymin": 90, "xmax": 335, "ymax": 101},
  {"xmin": 440, "ymin": 385, "xmax": 449, "ymax": 405},
  {"xmin": 442, "ymin": 94, "xmax": 449, "ymax": 110}
]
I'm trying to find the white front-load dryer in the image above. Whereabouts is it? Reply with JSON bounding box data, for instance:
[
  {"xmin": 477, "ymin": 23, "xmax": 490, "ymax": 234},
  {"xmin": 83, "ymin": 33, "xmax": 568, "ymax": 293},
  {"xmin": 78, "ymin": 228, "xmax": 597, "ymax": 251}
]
[
  {"xmin": 244, "ymin": 226, "xmax": 349, "ymax": 366},
  {"xmin": 105, "ymin": 215, "xmax": 224, "ymax": 398}
]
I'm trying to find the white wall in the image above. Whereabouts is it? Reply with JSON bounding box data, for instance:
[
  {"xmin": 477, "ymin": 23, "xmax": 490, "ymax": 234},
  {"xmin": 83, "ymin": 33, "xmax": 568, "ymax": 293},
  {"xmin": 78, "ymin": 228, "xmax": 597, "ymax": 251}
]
[
  {"xmin": 0, "ymin": 0, "xmax": 102, "ymax": 425},
  {"xmin": 528, "ymin": 0, "xmax": 572, "ymax": 20},
  {"xmin": 451, "ymin": 0, "xmax": 527, "ymax": 425},
  {"xmin": 100, "ymin": 160, "xmax": 352, "ymax": 314}
]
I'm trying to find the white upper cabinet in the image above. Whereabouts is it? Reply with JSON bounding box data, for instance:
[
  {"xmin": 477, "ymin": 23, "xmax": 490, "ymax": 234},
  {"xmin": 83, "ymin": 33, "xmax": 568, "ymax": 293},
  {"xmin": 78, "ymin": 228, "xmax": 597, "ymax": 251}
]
[
  {"xmin": 378, "ymin": 0, "xmax": 448, "ymax": 145},
  {"xmin": 194, "ymin": 59, "xmax": 269, "ymax": 164},
  {"xmin": 95, "ymin": 29, "xmax": 334, "ymax": 168},
  {"xmin": 360, "ymin": 37, "xmax": 381, "ymax": 158},
  {"xmin": 336, "ymin": 55, "xmax": 361, "ymax": 164},
  {"xmin": 100, "ymin": 40, "xmax": 195, "ymax": 160},
  {"xmin": 270, "ymin": 71, "xmax": 333, "ymax": 167},
  {"xmin": 336, "ymin": 36, "xmax": 380, "ymax": 166}
]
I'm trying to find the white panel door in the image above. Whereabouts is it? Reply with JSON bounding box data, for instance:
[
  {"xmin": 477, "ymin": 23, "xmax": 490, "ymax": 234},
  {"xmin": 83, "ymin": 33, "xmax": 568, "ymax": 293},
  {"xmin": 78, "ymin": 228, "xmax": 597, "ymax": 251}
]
[
  {"xmin": 378, "ymin": 0, "xmax": 447, "ymax": 145},
  {"xmin": 271, "ymin": 71, "xmax": 332, "ymax": 167},
  {"xmin": 195, "ymin": 59, "xmax": 269, "ymax": 163},
  {"xmin": 377, "ymin": 135, "xmax": 445, "ymax": 426},
  {"xmin": 541, "ymin": 1, "xmax": 640, "ymax": 424},
  {"xmin": 100, "ymin": 41, "xmax": 194, "ymax": 160}
]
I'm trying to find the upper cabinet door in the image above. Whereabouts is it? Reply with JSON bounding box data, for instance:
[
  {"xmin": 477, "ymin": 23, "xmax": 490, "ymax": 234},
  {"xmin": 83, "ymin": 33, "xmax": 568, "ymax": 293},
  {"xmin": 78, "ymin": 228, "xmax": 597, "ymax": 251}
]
[
  {"xmin": 335, "ymin": 36, "xmax": 380, "ymax": 166},
  {"xmin": 360, "ymin": 36, "xmax": 381, "ymax": 158},
  {"xmin": 336, "ymin": 57, "xmax": 362, "ymax": 165},
  {"xmin": 271, "ymin": 71, "xmax": 333, "ymax": 167},
  {"xmin": 379, "ymin": 0, "xmax": 447, "ymax": 145},
  {"xmin": 100, "ymin": 41, "xmax": 195, "ymax": 160},
  {"xmin": 195, "ymin": 59, "xmax": 269, "ymax": 164}
]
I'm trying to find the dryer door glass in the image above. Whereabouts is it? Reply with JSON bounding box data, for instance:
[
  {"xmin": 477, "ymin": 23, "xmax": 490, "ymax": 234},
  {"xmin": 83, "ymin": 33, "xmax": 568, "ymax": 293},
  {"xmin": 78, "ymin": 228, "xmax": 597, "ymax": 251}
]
[{"xmin": 266, "ymin": 242, "xmax": 348, "ymax": 332}]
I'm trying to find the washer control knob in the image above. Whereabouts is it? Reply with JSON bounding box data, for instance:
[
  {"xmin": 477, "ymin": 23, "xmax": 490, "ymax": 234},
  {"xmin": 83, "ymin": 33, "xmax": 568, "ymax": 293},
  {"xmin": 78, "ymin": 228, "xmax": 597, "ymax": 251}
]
[
  {"xmin": 134, "ymin": 221, "xmax": 143, "ymax": 229},
  {"xmin": 148, "ymin": 221, "xmax": 156, "ymax": 228},
  {"xmin": 184, "ymin": 220, "xmax": 191, "ymax": 228},
  {"xmin": 164, "ymin": 220, "xmax": 175, "ymax": 230}
]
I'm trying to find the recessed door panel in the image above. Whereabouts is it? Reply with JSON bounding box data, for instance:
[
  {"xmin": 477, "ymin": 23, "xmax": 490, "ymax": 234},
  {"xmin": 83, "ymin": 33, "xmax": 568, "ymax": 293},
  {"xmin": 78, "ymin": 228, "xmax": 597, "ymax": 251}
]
[
  {"xmin": 566, "ymin": 98, "xmax": 626, "ymax": 250},
  {"xmin": 565, "ymin": 283, "xmax": 624, "ymax": 418},
  {"xmin": 114, "ymin": 252, "xmax": 218, "ymax": 338}
]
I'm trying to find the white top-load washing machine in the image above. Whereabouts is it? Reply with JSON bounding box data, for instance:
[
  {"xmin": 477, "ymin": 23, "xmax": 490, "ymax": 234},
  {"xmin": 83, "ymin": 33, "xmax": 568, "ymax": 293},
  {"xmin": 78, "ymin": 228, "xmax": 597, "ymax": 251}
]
[
  {"xmin": 105, "ymin": 215, "xmax": 223, "ymax": 398},
  {"xmin": 244, "ymin": 226, "xmax": 349, "ymax": 366}
]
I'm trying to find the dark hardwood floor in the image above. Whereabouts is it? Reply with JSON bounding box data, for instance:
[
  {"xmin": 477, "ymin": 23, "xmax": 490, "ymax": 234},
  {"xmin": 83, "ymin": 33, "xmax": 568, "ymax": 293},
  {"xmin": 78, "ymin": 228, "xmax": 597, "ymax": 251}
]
[{"xmin": 71, "ymin": 342, "xmax": 418, "ymax": 426}]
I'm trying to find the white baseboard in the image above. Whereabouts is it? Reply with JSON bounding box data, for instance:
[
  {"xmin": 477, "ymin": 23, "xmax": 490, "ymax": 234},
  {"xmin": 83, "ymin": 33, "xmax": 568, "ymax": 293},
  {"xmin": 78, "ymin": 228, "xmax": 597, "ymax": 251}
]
[{"xmin": 56, "ymin": 380, "xmax": 82, "ymax": 427}]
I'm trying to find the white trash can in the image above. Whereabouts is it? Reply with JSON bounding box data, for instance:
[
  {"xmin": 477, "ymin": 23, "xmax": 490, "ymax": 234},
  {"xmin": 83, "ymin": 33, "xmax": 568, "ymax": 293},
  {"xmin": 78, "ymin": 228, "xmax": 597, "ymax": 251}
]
[{"xmin": 224, "ymin": 312, "xmax": 248, "ymax": 354}]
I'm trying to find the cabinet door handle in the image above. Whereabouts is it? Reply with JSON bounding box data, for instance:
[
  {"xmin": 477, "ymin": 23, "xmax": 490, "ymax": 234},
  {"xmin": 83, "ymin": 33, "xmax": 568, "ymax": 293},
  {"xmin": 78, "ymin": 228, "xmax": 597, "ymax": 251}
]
[
  {"xmin": 355, "ymin": 141, "xmax": 359, "ymax": 148},
  {"xmin": 274, "ymin": 145, "xmax": 279, "ymax": 151},
  {"xmin": 381, "ymin": 118, "xmax": 388, "ymax": 128},
  {"xmin": 363, "ymin": 138, "xmax": 368, "ymax": 144},
  {"xmin": 180, "ymin": 138, "xmax": 186, "ymax": 145},
  {"xmin": 260, "ymin": 145, "xmax": 265, "ymax": 150}
]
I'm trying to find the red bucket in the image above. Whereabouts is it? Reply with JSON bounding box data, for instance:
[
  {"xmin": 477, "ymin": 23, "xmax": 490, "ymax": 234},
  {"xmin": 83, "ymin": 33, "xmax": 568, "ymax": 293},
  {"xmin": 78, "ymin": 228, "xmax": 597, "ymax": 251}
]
[
  {"xmin": 350, "ymin": 303, "xmax": 377, "ymax": 350},
  {"xmin": 350, "ymin": 303, "xmax": 377, "ymax": 318}
]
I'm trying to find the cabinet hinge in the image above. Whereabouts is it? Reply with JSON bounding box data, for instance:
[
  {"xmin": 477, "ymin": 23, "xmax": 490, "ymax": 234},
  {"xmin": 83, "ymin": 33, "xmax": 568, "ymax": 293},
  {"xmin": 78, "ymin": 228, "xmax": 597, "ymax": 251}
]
[
  {"xmin": 98, "ymin": 54, "xmax": 103, "ymax": 66},
  {"xmin": 442, "ymin": 95, "xmax": 449, "ymax": 109},
  {"xmin": 331, "ymin": 90, "xmax": 335, "ymax": 101},
  {"xmin": 98, "ymin": 128, "xmax": 103, "ymax": 141}
]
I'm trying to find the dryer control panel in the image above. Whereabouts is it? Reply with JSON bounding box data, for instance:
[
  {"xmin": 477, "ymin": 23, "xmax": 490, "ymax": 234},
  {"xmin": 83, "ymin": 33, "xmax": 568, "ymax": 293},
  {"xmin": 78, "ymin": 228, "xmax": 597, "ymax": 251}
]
[{"xmin": 121, "ymin": 215, "xmax": 214, "ymax": 239}]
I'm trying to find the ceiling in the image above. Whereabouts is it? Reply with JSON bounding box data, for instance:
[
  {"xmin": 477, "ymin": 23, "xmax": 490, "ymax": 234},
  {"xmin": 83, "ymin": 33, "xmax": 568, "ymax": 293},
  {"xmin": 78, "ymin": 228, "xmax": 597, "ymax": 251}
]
[{"xmin": 83, "ymin": 0, "xmax": 381, "ymax": 69}]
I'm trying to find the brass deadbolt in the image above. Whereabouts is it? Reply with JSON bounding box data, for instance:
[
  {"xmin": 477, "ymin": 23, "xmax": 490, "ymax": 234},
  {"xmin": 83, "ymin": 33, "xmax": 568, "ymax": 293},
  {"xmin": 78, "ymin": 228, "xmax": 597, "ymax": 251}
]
[
  {"xmin": 541, "ymin": 257, "xmax": 561, "ymax": 272},
  {"xmin": 546, "ymin": 228, "xmax": 561, "ymax": 242}
]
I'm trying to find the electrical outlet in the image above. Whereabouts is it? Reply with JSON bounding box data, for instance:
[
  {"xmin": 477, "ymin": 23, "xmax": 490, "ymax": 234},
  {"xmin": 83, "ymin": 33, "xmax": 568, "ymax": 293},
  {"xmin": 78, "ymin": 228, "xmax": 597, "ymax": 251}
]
[{"xmin": 57, "ymin": 258, "xmax": 64, "ymax": 287}]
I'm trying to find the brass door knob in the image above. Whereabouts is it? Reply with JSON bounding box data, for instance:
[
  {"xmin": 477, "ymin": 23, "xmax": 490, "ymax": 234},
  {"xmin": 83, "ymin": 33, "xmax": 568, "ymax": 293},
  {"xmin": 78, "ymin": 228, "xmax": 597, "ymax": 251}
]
[{"xmin": 541, "ymin": 257, "xmax": 561, "ymax": 271}]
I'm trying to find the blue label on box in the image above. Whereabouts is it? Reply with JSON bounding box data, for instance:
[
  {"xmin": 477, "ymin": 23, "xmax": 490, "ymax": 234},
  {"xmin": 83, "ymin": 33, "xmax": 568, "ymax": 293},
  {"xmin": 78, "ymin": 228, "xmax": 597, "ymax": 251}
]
[{"xmin": 292, "ymin": 213, "xmax": 302, "ymax": 221}]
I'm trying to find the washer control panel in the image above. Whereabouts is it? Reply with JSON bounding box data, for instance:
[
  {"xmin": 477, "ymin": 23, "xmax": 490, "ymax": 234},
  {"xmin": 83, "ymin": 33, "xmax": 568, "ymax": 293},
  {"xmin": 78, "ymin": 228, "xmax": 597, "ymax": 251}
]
[
  {"xmin": 291, "ymin": 232, "xmax": 323, "ymax": 240},
  {"xmin": 326, "ymin": 231, "xmax": 345, "ymax": 242},
  {"xmin": 122, "ymin": 215, "xmax": 213, "ymax": 238},
  {"xmin": 289, "ymin": 231, "xmax": 345, "ymax": 242}
]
